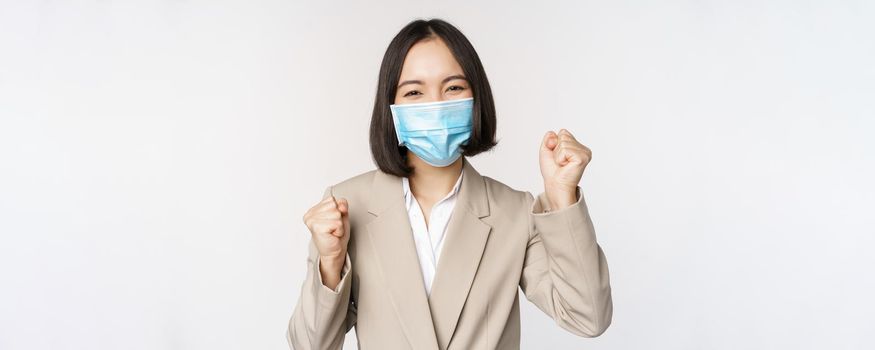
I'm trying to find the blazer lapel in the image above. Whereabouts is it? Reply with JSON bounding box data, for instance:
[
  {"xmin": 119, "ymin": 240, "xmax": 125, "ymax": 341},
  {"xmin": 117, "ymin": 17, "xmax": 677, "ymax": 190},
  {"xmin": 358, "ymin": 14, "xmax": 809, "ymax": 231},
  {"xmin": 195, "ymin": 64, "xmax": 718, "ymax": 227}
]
[
  {"xmin": 428, "ymin": 158, "xmax": 492, "ymax": 350},
  {"xmin": 365, "ymin": 166, "xmax": 440, "ymax": 350},
  {"xmin": 364, "ymin": 158, "xmax": 492, "ymax": 350}
]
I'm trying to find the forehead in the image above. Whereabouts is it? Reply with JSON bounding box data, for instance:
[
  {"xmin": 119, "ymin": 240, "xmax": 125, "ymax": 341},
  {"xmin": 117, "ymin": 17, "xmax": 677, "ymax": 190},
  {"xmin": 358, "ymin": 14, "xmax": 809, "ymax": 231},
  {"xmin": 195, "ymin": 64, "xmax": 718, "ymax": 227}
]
[{"xmin": 399, "ymin": 37, "xmax": 464, "ymax": 80}]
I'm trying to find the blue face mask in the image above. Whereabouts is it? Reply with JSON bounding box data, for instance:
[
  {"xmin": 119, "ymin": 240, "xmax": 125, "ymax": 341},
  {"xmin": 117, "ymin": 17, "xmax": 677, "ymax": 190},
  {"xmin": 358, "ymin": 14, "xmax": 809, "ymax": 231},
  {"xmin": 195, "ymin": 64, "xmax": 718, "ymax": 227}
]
[{"xmin": 390, "ymin": 97, "xmax": 474, "ymax": 167}]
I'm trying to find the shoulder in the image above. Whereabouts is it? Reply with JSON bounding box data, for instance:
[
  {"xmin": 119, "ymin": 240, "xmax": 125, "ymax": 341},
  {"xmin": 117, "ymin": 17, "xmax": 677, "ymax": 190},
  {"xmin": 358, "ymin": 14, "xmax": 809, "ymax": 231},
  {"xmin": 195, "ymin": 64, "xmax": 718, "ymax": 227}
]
[
  {"xmin": 326, "ymin": 168, "xmax": 379, "ymax": 198},
  {"xmin": 480, "ymin": 174, "xmax": 534, "ymax": 210},
  {"xmin": 479, "ymin": 174, "xmax": 536, "ymax": 237}
]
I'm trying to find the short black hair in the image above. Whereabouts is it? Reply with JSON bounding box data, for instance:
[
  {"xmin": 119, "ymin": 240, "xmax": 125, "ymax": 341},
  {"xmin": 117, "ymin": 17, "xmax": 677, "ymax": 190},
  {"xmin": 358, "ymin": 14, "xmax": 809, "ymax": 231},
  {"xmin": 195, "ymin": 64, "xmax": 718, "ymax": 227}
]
[{"xmin": 369, "ymin": 18, "xmax": 498, "ymax": 177}]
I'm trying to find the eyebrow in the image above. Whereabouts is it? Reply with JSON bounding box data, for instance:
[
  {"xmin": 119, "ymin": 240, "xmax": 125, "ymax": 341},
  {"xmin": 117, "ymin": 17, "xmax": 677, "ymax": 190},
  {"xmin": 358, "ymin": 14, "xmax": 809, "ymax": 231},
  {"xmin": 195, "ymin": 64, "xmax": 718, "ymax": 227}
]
[{"xmin": 397, "ymin": 74, "xmax": 468, "ymax": 88}]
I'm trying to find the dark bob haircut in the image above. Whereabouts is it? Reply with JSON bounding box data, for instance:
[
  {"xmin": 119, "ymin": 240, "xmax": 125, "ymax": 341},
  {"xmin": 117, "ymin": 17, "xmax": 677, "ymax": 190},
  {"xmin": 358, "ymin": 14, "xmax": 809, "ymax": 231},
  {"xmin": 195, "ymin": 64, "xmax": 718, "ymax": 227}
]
[{"xmin": 369, "ymin": 18, "xmax": 498, "ymax": 177}]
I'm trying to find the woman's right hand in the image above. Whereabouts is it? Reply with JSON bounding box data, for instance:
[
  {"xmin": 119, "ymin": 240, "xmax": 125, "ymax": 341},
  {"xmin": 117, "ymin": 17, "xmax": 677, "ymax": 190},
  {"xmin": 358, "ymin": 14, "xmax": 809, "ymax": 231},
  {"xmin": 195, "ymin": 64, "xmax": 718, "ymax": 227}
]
[{"xmin": 302, "ymin": 194, "xmax": 350, "ymax": 289}]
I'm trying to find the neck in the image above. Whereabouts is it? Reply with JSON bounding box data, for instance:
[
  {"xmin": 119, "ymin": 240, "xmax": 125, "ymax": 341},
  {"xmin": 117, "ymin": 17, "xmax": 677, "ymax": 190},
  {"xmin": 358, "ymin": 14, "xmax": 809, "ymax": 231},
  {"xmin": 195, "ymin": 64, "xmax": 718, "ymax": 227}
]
[{"xmin": 407, "ymin": 154, "xmax": 464, "ymax": 201}]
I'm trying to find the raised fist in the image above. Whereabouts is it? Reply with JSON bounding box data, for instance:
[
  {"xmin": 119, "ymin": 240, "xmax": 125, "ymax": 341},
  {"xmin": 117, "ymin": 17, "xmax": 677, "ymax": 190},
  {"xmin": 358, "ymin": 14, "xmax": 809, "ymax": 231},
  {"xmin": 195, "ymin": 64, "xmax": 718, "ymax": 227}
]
[{"xmin": 302, "ymin": 192, "xmax": 350, "ymax": 288}]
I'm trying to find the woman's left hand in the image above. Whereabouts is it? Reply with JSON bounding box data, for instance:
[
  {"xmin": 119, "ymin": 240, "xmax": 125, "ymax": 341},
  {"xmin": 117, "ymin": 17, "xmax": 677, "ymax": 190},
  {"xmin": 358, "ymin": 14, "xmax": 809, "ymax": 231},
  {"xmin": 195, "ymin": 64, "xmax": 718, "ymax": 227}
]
[{"xmin": 539, "ymin": 129, "xmax": 592, "ymax": 211}]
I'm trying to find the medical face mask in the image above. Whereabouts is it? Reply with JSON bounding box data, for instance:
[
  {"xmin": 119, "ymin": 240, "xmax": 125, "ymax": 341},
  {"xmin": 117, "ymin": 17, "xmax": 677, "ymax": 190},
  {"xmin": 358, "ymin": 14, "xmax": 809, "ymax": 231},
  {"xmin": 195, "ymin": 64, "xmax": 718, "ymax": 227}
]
[{"xmin": 390, "ymin": 97, "xmax": 474, "ymax": 167}]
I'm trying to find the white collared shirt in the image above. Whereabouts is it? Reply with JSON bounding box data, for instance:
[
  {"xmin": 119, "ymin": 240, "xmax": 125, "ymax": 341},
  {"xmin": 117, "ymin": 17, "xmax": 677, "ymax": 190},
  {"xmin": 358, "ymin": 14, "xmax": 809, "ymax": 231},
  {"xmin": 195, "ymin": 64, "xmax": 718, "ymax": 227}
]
[{"xmin": 401, "ymin": 170, "xmax": 464, "ymax": 296}]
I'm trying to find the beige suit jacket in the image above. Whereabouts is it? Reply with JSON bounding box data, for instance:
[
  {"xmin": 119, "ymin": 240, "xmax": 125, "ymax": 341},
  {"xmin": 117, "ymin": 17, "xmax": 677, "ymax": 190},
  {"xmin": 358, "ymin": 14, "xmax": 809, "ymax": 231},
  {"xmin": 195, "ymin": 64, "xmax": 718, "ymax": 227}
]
[{"xmin": 287, "ymin": 158, "xmax": 612, "ymax": 349}]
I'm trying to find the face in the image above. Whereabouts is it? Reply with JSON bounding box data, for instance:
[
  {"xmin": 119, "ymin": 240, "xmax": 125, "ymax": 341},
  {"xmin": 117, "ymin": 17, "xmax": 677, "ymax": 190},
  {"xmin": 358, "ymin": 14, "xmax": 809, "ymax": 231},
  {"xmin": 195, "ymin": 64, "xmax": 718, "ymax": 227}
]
[{"xmin": 393, "ymin": 37, "xmax": 474, "ymax": 104}]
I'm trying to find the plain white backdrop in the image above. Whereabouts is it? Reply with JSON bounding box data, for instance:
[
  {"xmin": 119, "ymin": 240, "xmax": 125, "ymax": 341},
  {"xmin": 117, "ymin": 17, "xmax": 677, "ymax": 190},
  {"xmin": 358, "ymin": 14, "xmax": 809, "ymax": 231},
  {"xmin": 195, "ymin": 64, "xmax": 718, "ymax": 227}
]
[{"xmin": 1, "ymin": 1, "xmax": 873, "ymax": 349}]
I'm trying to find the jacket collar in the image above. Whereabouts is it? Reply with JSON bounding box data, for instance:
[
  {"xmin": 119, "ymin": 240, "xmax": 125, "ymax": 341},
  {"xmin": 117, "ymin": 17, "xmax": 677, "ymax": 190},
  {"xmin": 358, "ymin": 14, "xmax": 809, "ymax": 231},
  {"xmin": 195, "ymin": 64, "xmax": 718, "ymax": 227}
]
[{"xmin": 364, "ymin": 157, "xmax": 493, "ymax": 349}]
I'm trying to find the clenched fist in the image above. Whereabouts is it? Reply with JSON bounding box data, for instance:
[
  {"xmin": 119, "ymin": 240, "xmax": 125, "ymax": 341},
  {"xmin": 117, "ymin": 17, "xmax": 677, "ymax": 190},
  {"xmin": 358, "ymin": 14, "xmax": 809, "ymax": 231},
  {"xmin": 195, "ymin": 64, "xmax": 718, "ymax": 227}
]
[
  {"xmin": 302, "ymin": 193, "xmax": 350, "ymax": 289},
  {"xmin": 539, "ymin": 129, "xmax": 592, "ymax": 211}
]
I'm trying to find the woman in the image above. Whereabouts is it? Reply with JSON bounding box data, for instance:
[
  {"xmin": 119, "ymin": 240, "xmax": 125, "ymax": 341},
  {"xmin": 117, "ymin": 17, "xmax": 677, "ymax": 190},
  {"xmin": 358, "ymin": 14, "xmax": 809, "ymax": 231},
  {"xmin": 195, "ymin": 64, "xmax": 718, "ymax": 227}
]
[{"xmin": 288, "ymin": 18, "xmax": 612, "ymax": 349}]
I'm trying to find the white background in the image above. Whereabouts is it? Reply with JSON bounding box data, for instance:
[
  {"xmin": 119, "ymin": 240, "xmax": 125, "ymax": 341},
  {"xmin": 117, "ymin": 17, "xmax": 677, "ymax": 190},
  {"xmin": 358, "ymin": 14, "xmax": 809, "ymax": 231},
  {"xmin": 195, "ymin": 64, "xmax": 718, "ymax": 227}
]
[{"xmin": 1, "ymin": 1, "xmax": 873, "ymax": 349}]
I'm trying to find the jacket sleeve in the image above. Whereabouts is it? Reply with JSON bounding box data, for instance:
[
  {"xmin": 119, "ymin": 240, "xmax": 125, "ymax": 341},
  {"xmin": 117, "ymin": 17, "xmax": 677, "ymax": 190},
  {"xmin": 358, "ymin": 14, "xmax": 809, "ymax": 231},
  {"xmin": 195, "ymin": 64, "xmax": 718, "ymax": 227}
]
[
  {"xmin": 519, "ymin": 185, "xmax": 613, "ymax": 337},
  {"xmin": 287, "ymin": 185, "xmax": 356, "ymax": 350}
]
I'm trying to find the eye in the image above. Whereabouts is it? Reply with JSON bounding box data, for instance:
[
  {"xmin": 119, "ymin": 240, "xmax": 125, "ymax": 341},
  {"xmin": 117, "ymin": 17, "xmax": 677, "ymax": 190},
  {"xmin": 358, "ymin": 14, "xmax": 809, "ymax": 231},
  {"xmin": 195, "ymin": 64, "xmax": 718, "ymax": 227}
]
[
  {"xmin": 403, "ymin": 90, "xmax": 422, "ymax": 97},
  {"xmin": 446, "ymin": 85, "xmax": 466, "ymax": 92}
]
